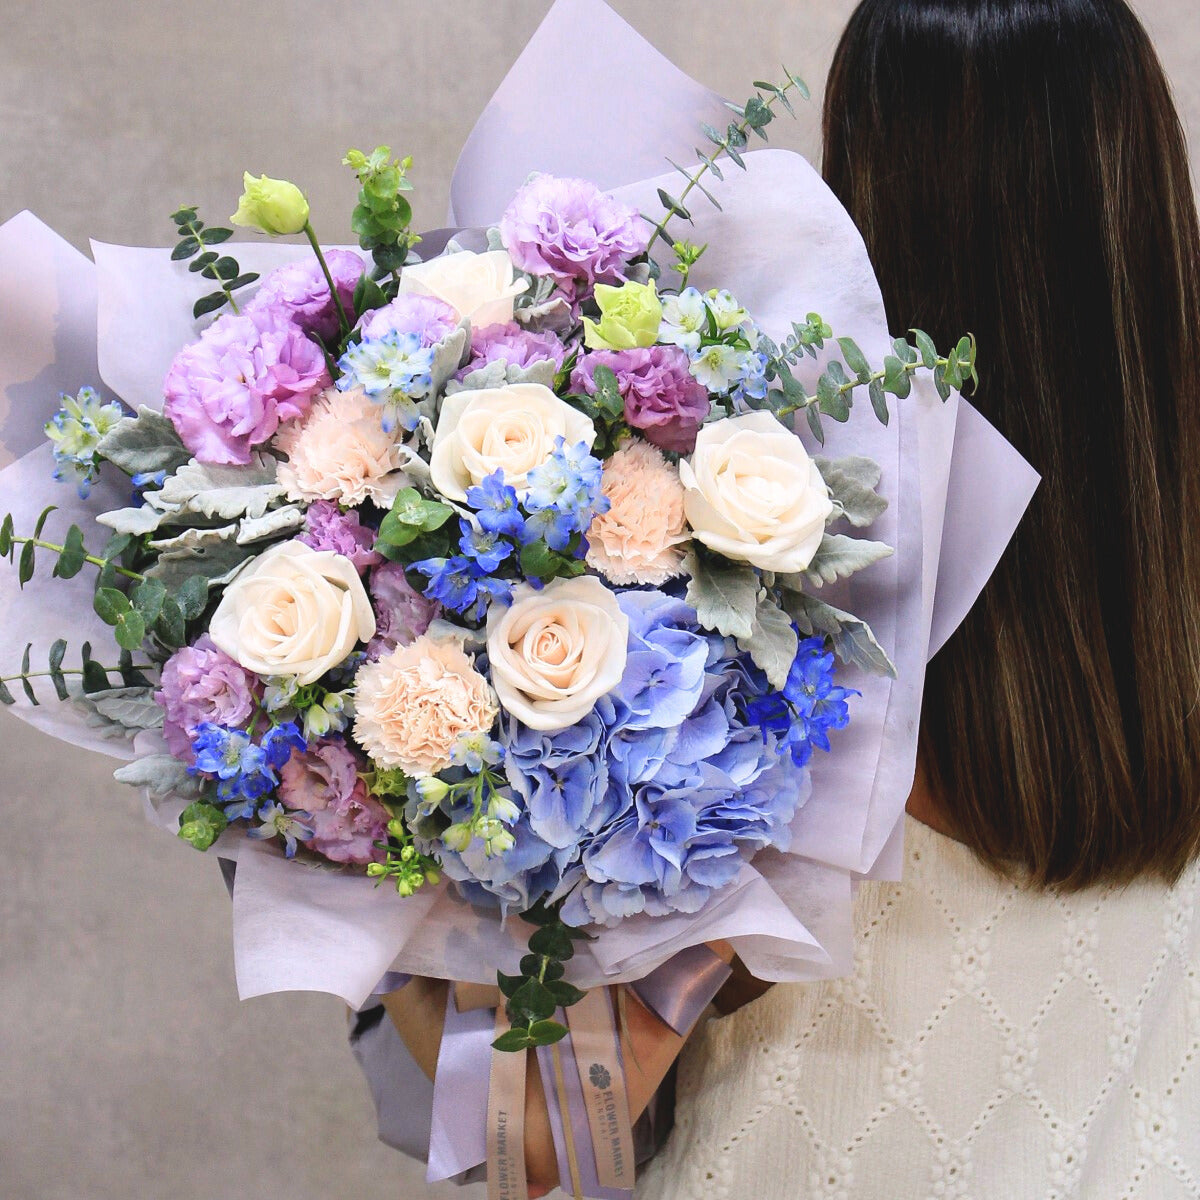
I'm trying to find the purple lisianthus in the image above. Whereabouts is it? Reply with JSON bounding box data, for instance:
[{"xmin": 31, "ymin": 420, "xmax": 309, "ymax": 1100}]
[
  {"xmin": 500, "ymin": 174, "xmax": 649, "ymax": 303},
  {"xmin": 572, "ymin": 346, "xmax": 710, "ymax": 453},
  {"xmin": 357, "ymin": 293, "xmax": 459, "ymax": 347},
  {"xmin": 299, "ymin": 500, "xmax": 381, "ymax": 573},
  {"xmin": 164, "ymin": 308, "xmax": 330, "ymax": 465},
  {"xmin": 156, "ymin": 636, "xmax": 261, "ymax": 763},
  {"xmin": 246, "ymin": 249, "xmax": 364, "ymax": 342},
  {"xmin": 277, "ymin": 738, "xmax": 389, "ymax": 865},
  {"xmin": 367, "ymin": 561, "xmax": 440, "ymax": 657},
  {"xmin": 460, "ymin": 322, "xmax": 566, "ymax": 377}
]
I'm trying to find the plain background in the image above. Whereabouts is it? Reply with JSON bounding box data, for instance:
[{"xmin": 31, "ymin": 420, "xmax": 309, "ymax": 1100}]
[{"xmin": 1, "ymin": 2, "xmax": 1198, "ymax": 1197}]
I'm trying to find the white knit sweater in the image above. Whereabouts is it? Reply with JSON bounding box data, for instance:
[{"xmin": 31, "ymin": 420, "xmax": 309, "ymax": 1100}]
[{"xmin": 637, "ymin": 817, "xmax": 1200, "ymax": 1199}]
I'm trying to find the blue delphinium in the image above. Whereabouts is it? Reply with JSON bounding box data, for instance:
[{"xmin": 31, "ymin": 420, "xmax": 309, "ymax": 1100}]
[
  {"xmin": 336, "ymin": 331, "xmax": 435, "ymax": 432},
  {"xmin": 246, "ymin": 802, "xmax": 315, "ymax": 859},
  {"xmin": 522, "ymin": 437, "xmax": 609, "ymax": 553},
  {"xmin": 746, "ymin": 636, "xmax": 856, "ymax": 767},
  {"xmin": 189, "ymin": 720, "xmax": 307, "ymax": 817},
  {"xmin": 466, "ymin": 471, "xmax": 525, "ymax": 540},
  {"xmin": 44, "ymin": 386, "xmax": 124, "ymax": 498}
]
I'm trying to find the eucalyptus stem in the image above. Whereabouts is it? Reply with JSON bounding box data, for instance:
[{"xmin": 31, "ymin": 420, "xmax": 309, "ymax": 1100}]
[
  {"xmin": 179, "ymin": 215, "xmax": 241, "ymax": 313},
  {"xmin": 645, "ymin": 76, "xmax": 807, "ymax": 257},
  {"xmin": 778, "ymin": 357, "xmax": 923, "ymax": 418},
  {"xmin": 304, "ymin": 221, "xmax": 352, "ymax": 337},
  {"xmin": 10, "ymin": 535, "xmax": 144, "ymax": 582},
  {"xmin": 1, "ymin": 664, "xmax": 151, "ymax": 686}
]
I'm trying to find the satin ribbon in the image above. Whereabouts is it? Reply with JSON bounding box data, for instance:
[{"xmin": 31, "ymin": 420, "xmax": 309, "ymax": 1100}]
[{"xmin": 362, "ymin": 947, "xmax": 732, "ymax": 1198}]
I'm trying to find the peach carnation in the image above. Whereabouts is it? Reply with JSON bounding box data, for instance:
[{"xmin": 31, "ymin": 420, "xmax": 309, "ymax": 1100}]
[
  {"xmin": 352, "ymin": 634, "xmax": 497, "ymax": 775},
  {"xmin": 586, "ymin": 439, "xmax": 690, "ymax": 585},
  {"xmin": 276, "ymin": 386, "xmax": 415, "ymax": 508}
]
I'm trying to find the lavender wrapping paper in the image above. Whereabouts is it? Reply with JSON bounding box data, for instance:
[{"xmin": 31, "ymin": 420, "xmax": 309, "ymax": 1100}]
[{"xmin": 0, "ymin": 0, "xmax": 1038, "ymax": 1008}]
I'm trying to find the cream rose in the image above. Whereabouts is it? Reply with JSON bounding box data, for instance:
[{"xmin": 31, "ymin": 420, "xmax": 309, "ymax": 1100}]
[
  {"xmin": 353, "ymin": 634, "xmax": 497, "ymax": 775},
  {"xmin": 486, "ymin": 576, "xmax": 628, "ymax": 731},
  {"xmin": 208, "ymin": 541, "xmax": 376, "ymax": 685},
  {"xmin": 398, "ymin": 249, "xmax": 528, "ymax": 327},
  {"xmin": 276, "ymin": 386, "xmax": 415, "ymax": 508},
  {"xmin": 430, "ymin": 383, "xmax": 596, "ymax": 502},
  {"xmin": 679, "ymin": 411, "xmax": 833, "ymax": 573}
]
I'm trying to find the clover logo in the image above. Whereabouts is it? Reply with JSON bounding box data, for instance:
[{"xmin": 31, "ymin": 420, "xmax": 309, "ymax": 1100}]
[{"xmin": 589, "ymin": 1063, "xmax": 612, "ymax": 1090}]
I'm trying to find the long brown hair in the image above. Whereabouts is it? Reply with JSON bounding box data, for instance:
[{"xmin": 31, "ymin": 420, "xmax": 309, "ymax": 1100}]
[{"xmin": 824, "ymin": 0, "xmax": 1200, "ymax": 888}]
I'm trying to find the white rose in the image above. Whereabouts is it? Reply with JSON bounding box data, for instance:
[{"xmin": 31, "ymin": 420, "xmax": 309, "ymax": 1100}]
[
  {"xmin": 398, "ymin": 249, "xmax": 528, "ymax": 327},
  {"xmin": 679, "ymin": 411, "xmax": 833, "ymax": 573},
  {"xmin": 487, "ymin": 576, "xmax": 629, "ymax": 731},
  {"xmin": 430, "ymin": 383, "xmax": 596, "ymax": 502},
  {"xmin": 209, "ymin": 541, "xmax": 376, "ymax": 685}
]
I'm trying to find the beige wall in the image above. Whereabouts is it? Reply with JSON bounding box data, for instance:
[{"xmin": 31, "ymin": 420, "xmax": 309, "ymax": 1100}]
[{"xmin": 1, "ymin": 3, "xmax": 1197, "ymax": 1197}]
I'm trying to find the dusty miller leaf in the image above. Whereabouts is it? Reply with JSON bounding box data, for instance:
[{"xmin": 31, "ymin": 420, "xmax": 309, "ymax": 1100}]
[
  {"xmin": 736, "ymin": 592, "xmax": 798, "ymax": 689},
  {"xmin": 684, "ymin": 552, "xmax": 759, "ymax": 640},
  {"xmin": 813, "ymin": 455, "xmax": 888, "ymax": 528},
  {"xmin": 780, "ymin": 590, "xmax": 896, "ymax": 677},
  {"xmin": 799, "ymin": 534, "xmax": 894, "ymax": 588},
  {"xmin": 96, "ymin": 504, "xmax": 171, "ymax": 536},
  {"xmin": 96, "ymin": 407, "xmax": 191, "ymax": 477},
  {"xmin": 114, "ymin": 753, "xmax": 202, "ymax": 799},
  {"xmin": 74, "ymin": 686, "xmax": 164, "ymax": 735},
  {"xmin": 236, "ymin": 505, "xmax": 306, "ymax": 544},
  {"xmin": 152, "ymin": 453, "xmax": 284, "ymax": 520},
  {"xmin": 144, "ymin": 540, "xmax": 258, "ymax": 591}
]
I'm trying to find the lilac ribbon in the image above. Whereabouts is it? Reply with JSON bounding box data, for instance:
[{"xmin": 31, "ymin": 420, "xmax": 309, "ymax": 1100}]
[{"xmin": 351, "ymin": 947, "xmax": 732, "ymax": 1195}]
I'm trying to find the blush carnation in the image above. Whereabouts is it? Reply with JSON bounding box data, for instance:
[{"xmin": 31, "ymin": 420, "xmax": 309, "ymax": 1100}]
[
  {"xmin": 277, "ymin": 738, "xmax": 389, "ymax": 864},
  {"xmin": 358, "ymin": 292, "xmax": 460, "ymax": 346},
  {"xmin": 461, "ymin": 322, "xmax": 566, "ymax": 376},
  {"xmin": 586, "ymin": 439, "xmax": 690, "ymax": 585},
  {"xmin": 353, "ymin": 634, "xmax": 497, "ymax": 775},
  {"xmin": 572, "ymin": 346, "xmax": 710, "ymax": 453},
  {"xmin": 276, "ymin": 386, "xmax": 415, "ymax": 508},
  {"xmin": 155, "ymin": 635, "xmax": 261, "ymax": 762},
  {"xmin": 500, "ymin": 174, "xmax": 649, "ymax": 303},
  {"xmin": 299, "ymin": 499, "xmax": 381, "ymax": 572},
  {"xmin": 163, "ymin": 308, "xmax": 330, "ymax": 465},
  {"xmin": 246, "ymin": 249, "xmax": 364, "ymax": 342},
  {"xmin": 367, "ymin": 562, "xmax": 440, "ymax": 658}
]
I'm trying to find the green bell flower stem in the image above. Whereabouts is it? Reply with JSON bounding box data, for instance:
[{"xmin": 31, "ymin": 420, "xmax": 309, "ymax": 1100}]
[{"xmin": 303, "ymin": 221, "xmax": 352, "ymax": 338}]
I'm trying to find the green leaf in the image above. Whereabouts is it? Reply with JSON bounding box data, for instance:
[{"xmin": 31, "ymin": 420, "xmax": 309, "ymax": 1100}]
[
  {"xmin": 911, "ymin": 328, "xmax": 938, "ymax": 369},
  {"xmin": 155, "ymin": 595, "xmax": 186, "ymax": 647},
  {"xmin": 189, "ymin": 251, "xmax": 218, "ymax": 273},
  {"xmin": 805, "ymin": 404, "xmax": 825, "ymax": 444},
  {"xmin": 837, "ymin": 337, "xmax": 872, "ymax": 383},
  {"xmin": 491, "ymin": 1029, "xmax": 533, "ymax": 1054},
  {"xmin": 229, "ymin": 273, "xmax": 259, "ymax": 291},
  {"xmin": 780, "ymin": 590, "xmax": 896, "ymax": 677},
  {"xmin": 527, "ymin": 1020, "xmax": 569, "ymax": 1047},
  {"xmin": 784, "ymin": 67, "xmax": 812, "ymax": 100},
  {"xmin": 18, "ymin": 540, "xmax": 35, "ymax": 585},
  {"xmin": 131, "ymin": 578, "xmax": 166, "ymax": 626},
  {"xmin": 51, "ymin": 525, "xmax": 88, "ymax": 579},
  {"xmin": 0, "ymin": 678, "xmax": 13, "ymax": 705},
  {"xmin": 545, "ymin": 980, "xmax": 586, "ymax": 1008},
  {"xmin": 171, "ymin": 238, "xmax": 199, "ymax": 261},
  {"xmin": 81, "ymin": 649, "xmax": 110, "ymax": 694},
  {"xmin": 684, "ymin": 552, "xmax": 759, "ymax": 640},
  {"xmin": 497, "ymin": 971, "xmax": 524, "ymax": 999},
  {"xmin": 118, "ymin": 649, "xmax": 153, "ymax": 689},
  {"xmin": 170, "ymin": 206, "xmax": 198, "ymax": 224},
  {"xmin": 353, "ymin": 272, "xmax": 389, "ymax": 316},
  {"xmin": 743, "ymin": 96, "xmax": 773, "ymax": 129},
  {"xmin": 199, "ymin": 227, "xmax": 232, "ymax": 244},
  {"xmin": 881, "ymin": 355, "xmax": 911, "ymax": 400},
  {"xmin": 114, "ymin": 610, "xmax": 147, "ymax": 652},
  {"xmin": 48, "ymin": 638, "xmax": 69, "ymax": 701},
  {"xmin": 657, "ymin": 188, "xmax": 691, "ymax": 221},
  {"xmin": 892, "ymin": 337, "xmax": 918, "ymax": 366},
  {"xmin": 868, "ymin": 378, "xmax": 889, "ymax": 425},
  {"xmin": 933, "ymin": 364, "xmax": 952, "ymax": 401},
  {"xmin": 33, "ymin": 505, "xmax": 56, "ymax": 540},
  {"xmin": 701, "ymin": 122, "xmax": 723, "ymax": 146},
  {"xmin": 193, "ymin": 292, "xmax": 226, "ymax": 320},
  {"xmin": 528, "ymin": 923, "xmax": 574, "ymax": 960},
  {"xmin": 507, "ymin": 978, "xmax": 557, "ymax": 1023},
  {"xmin": 177, "ymin": 800, "xmax": 228, "ymax": 851},
  {"xmin": 0, "ymin": 513, "xmax": 13, "ymax": 557},
  {"xmin": 590, "ymin": 365, "xmax": 625, "ymax": 419},
  {"xmin": 20, "ymin": 643, "xmax": 37, "ymax": 705},
  {"xmin": 93, "ymin": 587, "xmax": 131, "ymax": 625},
  {"xmin": 817, "ymin": 368, "xmax": 850, "ymax": 420},
  {"xmin": 736, "ymin": 594, "xmax": 798, "ymax": 689},
  {"xmin": 813, "ymin": 456, "xmax": 888, "ymax": 528},
  {"xmin": 384, "ymin": 488, "xmax": 455, "ymax": 534},
  {"xmin": 176, "ymin": 575, "xmax": 210, "ymax": 620}
]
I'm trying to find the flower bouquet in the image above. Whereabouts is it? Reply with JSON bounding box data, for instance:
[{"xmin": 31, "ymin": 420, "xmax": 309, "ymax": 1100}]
[{"xmin": 0, "ymin": 2, "xmax": 1038, "ymax": 1195}]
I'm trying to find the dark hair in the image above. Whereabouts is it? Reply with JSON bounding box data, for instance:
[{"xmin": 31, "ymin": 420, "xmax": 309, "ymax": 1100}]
[{"xmin": 824, "ymin": 0, "xmax": 1200, "ymax": 888}]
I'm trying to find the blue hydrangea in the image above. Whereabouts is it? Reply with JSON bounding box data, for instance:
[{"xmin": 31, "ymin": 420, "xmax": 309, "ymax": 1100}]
[{"xmin": 44, "ymin": 386, "xmax": 124, "ymax": 498}]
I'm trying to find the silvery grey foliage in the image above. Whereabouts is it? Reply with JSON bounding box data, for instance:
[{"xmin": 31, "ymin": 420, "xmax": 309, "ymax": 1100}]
[
  {"xmin": 96, "ymin": 406, "xmax": 191, "ymax": 477},
  {"xmin": 74, "ymin": 685, "xmax": 164, "ymax": 737},
  {"xmin": 814, "ymin": 455, "xmax": 889, "ymax": 528},
  {"xmin": 684, "ymin": 552, "xmax": 759, "ymax": 641},
  {"xmin": 736, "ymin": 592, "xmax": 799, "ymax": 688},
  {"xmin": 800, "ymin": 534, "xmax": 893, "ymax": 589},
  {"xmin": 781, "ymin": 590, "xmax": 896, "ymax": 678},
  {"xmin": 114, "ymin": 753, "xmax": 203, "ymax": 799}
]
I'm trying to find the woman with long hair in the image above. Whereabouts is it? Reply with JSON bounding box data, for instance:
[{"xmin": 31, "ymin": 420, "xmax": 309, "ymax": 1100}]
[{"xmin": 635, "ymin": 1, "xmax": 1200, "ymax": 1194}]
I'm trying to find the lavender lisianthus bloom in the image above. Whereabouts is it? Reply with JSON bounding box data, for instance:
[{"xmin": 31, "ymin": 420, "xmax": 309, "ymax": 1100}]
[
  {"xmin": 357, "ymin": 292, "xmax": 459, "ymax": 346},
  {"xmin": 500, "ymin": 174, "xmax": 650, "ymax": 304},
  {"xmin": 163, "ymin": 308, "xmax": 330, "ymax": 464},
  {"xmin": 572, "ymin": 347, "xmax": 711, "ymax": 454},
  {"xmin": 460, "ymin": 322, "xmax": 567, "ymax": 377},
  {"xmin": 299, "ymin": 500, "xmax": 381, "ymax": 573},
  {"xmin": 246, "ymin": 249, "xmax": 364, "ymax": 342},
  {"xmin": 277, "ymin": 737, "xmax": 390, "ymax": 865},
  {"xmin": 156, "ymin": 636, "xmax": 261, "ymax": 763},
  {"xmin": 366, "ymin": 561, "xmax": 440, "ymax": 657}
]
